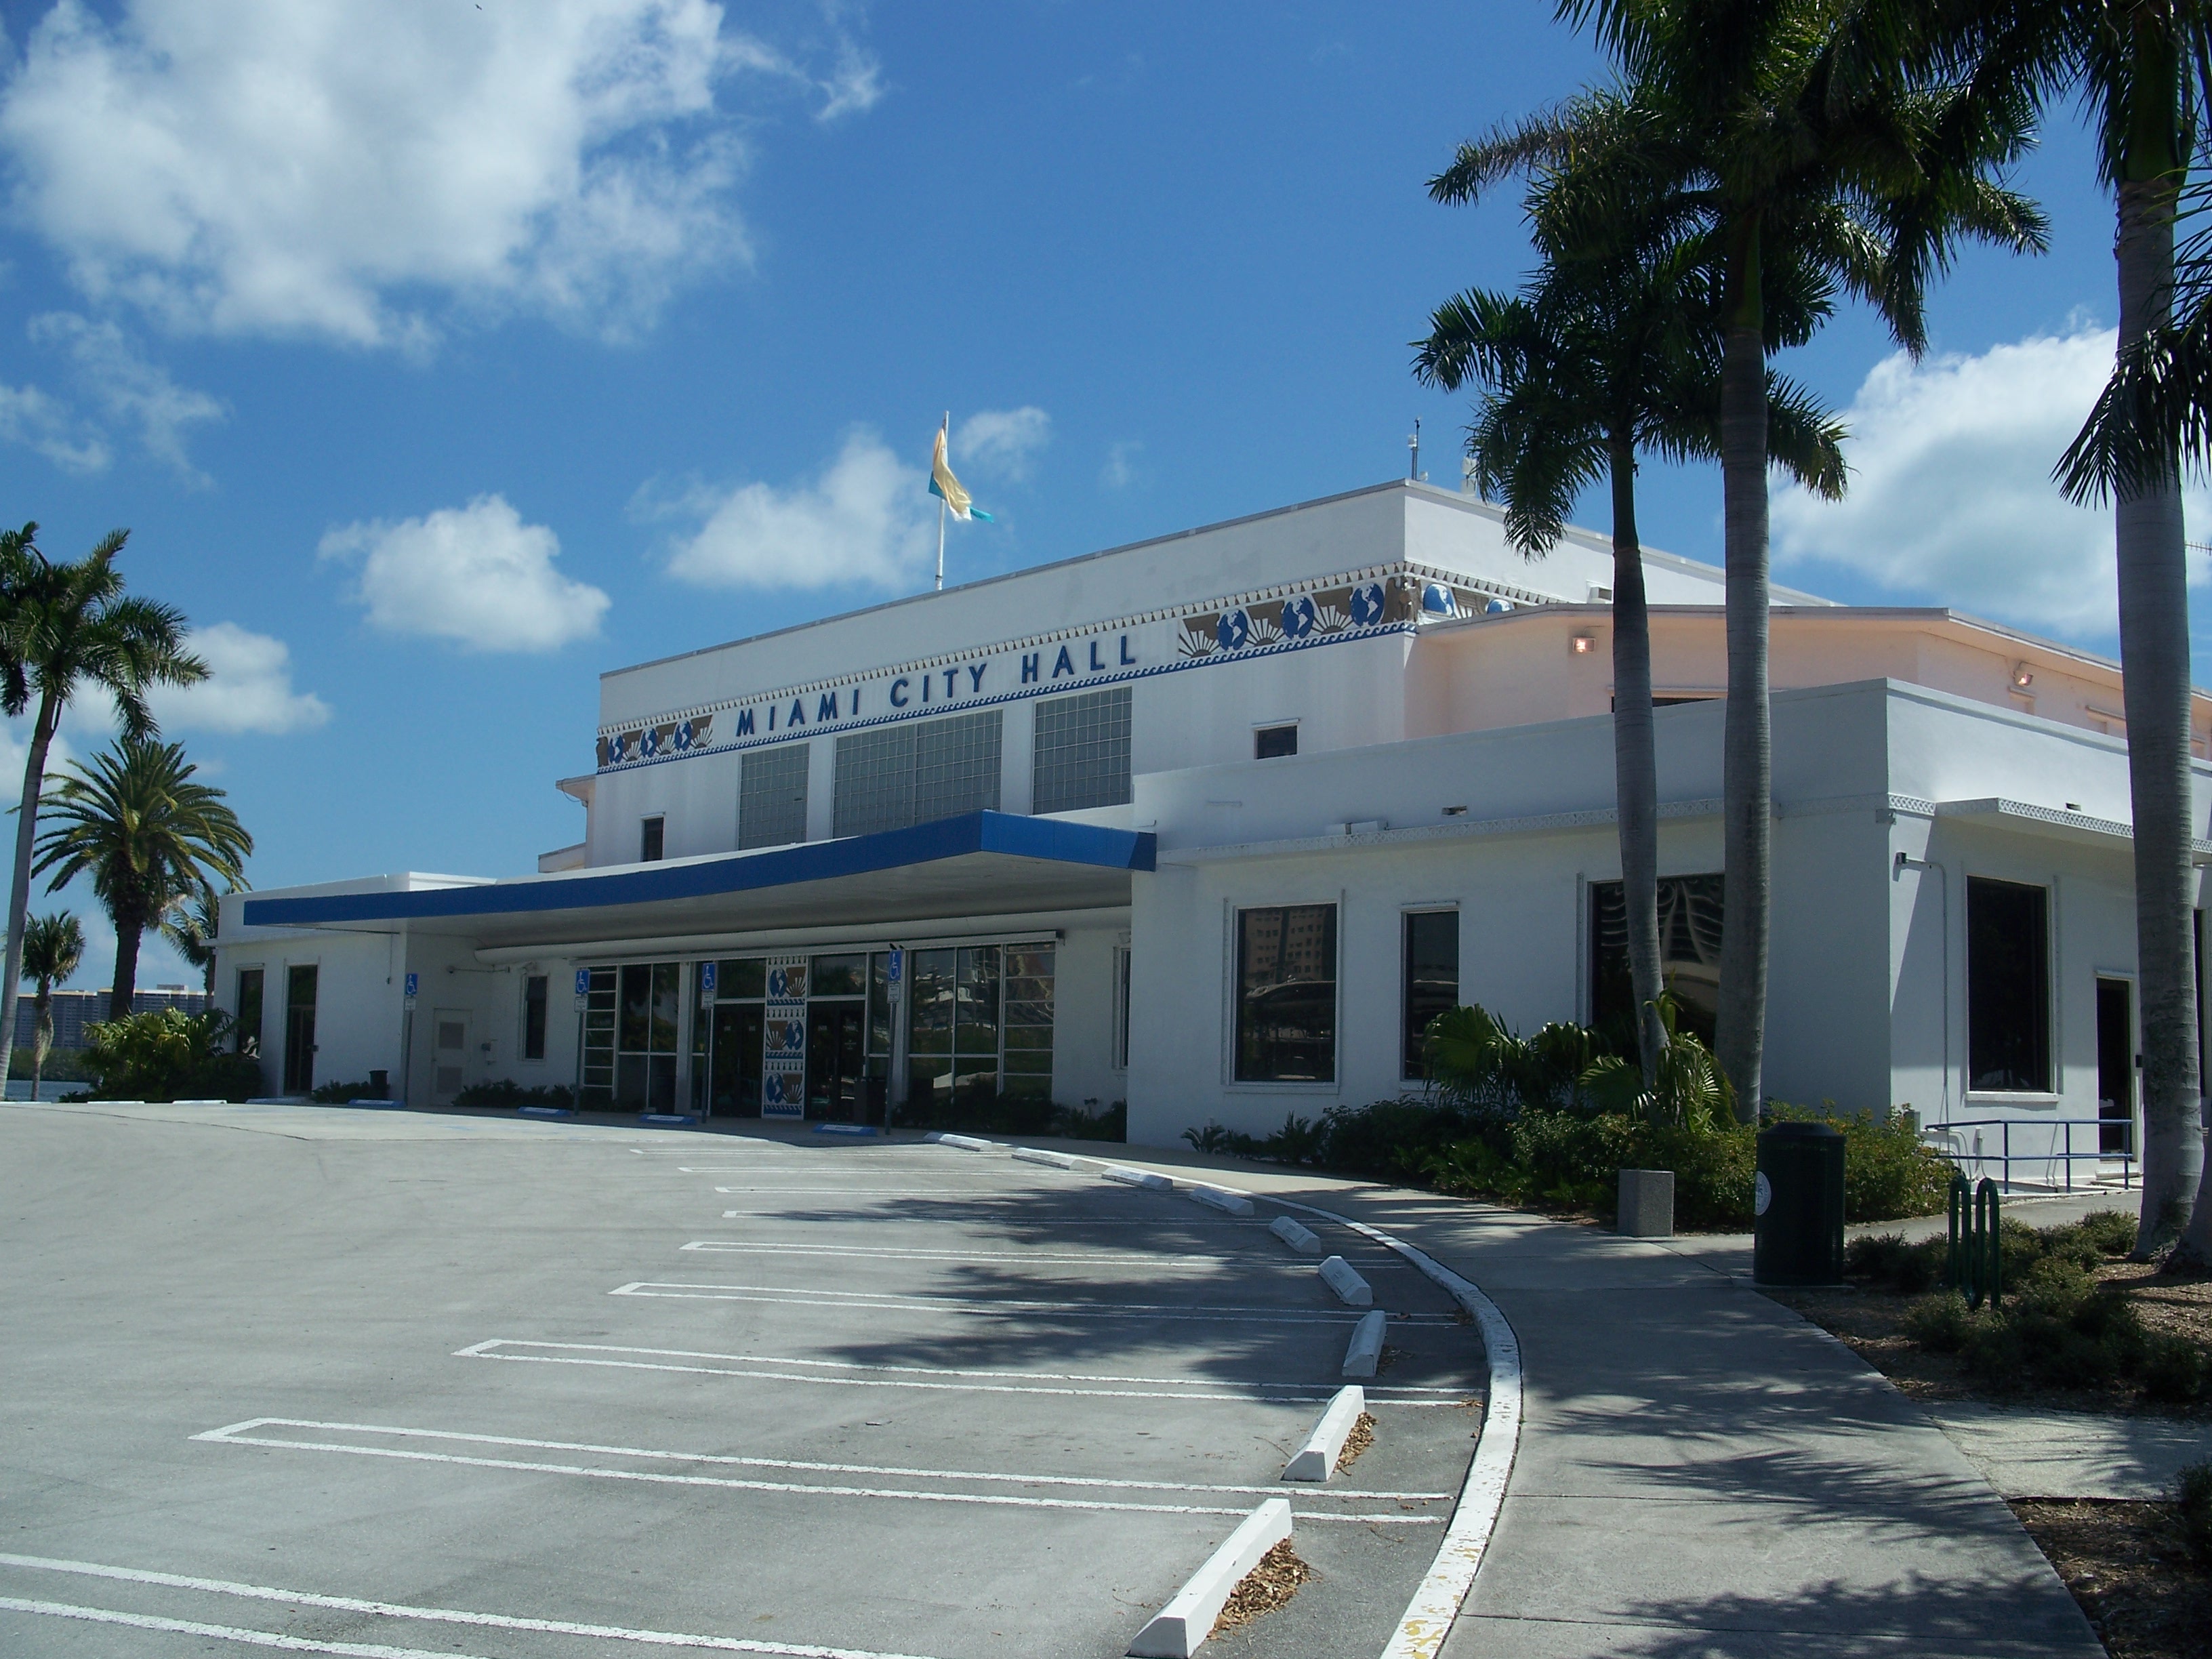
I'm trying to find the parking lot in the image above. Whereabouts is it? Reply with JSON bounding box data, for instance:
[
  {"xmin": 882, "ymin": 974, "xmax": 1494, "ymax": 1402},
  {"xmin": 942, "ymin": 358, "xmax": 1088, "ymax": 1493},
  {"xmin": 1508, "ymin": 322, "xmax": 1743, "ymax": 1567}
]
[{"xmin": 0, "ymin": 1102, "xmax": 1488, "ymax": 1659}]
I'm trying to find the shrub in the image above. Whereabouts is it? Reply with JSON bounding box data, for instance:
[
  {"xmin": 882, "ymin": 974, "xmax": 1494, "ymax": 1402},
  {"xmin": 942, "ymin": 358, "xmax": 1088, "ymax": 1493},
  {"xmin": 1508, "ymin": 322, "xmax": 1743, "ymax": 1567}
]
[
  {"xmin": 311, "ymin": 1078, "xmax": 386, "ymax": 1103},
  {"xmin": 896, "ymin": 1088, "xmax": 1124, "ymax": 1143},
  {"xmin": 452, "ymin": 1080, "xmax": 574, "ymax": 1109},
  {"xmin": 2078, "ymin": 1210, "xmax": 2140, "ymax": 1256},
  {"xmin": 2143, "ymin": 1336, "xmax": 2208, "ymax": 1405},
  {"xmin": 2177, "ymin": 1460, "xmax": 2212, "ymax": 1568},
  {"xmin": 1903, "ymin": 1291, "xmax": 1979, "ymax": 1353},
  {"xmin": 1845, "ymin": 1233, "xmax": 1948, "ymax": 1294},
  {"xmin": 81, "ymin": 1009, "xmax": 262, "ymax": 1102}
]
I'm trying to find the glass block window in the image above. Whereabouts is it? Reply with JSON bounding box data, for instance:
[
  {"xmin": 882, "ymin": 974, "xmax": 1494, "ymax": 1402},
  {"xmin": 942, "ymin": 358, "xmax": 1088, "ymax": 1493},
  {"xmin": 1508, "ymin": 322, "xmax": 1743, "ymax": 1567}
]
[
  {"xmin": 1033, "ymin": 687, "xmax": 1131, "ymax": 815},
  {"xmin": 739, "ymin": 743, "xmax": 811, "ymax": 850},
  {"xmin": 834, "ymin": 710, "xmax": 1002, "ymax": 837},
  {"xmin": 1002, "ymin": 945, "xmax": 1055, "ymax": 1099}
]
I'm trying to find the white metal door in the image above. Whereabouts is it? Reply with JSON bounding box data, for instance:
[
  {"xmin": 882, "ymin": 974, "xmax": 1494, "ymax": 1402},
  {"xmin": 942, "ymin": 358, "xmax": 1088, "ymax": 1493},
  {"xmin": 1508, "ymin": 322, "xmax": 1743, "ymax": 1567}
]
[{"xmin": 433, "ymin": 1008, "xmax": 469, "ymax": 1105}]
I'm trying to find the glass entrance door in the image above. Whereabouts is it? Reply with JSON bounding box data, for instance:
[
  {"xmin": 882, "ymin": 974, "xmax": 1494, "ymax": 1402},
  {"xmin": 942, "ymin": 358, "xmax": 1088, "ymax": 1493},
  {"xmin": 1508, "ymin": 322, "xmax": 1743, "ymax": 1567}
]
[
  {"xmin": 806, "ymin": 1002, "xmax": 865, "ymax": 1122},
  {"xmin": 710, "ymin": 1004, "xmax": 765, "ymax": 1116},
  {"xmin": 283, "ymin": 964, "xmax": 317, "ymax": 1095}
]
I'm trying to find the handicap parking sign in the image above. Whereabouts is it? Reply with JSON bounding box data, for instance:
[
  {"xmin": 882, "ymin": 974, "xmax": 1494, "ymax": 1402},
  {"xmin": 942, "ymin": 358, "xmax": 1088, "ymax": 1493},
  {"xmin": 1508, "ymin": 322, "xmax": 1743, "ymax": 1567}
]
[{"xmin": 403, "ymin": 972, "xmax": 417, "ymax": 1004}]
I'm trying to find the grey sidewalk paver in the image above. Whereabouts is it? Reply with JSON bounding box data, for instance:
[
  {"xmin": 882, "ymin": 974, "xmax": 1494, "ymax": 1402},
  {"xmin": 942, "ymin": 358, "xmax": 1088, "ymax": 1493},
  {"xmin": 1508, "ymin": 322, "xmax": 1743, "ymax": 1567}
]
[
  {"xmin": 1059, "ymin": 1142, "xmax": 2104, "ymax": 1659},
  {"xmin": 1925, "ymin": 1401, "xmax": 2211, "ymax": 1499}
]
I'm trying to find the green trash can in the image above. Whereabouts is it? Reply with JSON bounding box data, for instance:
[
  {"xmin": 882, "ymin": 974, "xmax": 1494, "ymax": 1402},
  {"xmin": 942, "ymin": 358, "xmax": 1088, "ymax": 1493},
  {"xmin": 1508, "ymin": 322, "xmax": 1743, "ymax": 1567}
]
[{"xmin": 1753, "ymin": 1121, "xmax": 1845, "ymax": 1286}]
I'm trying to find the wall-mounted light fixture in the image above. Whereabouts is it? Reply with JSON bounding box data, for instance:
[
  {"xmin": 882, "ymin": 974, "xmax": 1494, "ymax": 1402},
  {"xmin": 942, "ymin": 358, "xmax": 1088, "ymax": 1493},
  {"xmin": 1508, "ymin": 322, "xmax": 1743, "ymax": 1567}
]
[
  {"xmin": 2011, "ymin": 662, "xmax": 2035, "ymax": 690},
  {"xmin": 1570, "ymin": 634, "xmax": 1595, "ymax": 655}
]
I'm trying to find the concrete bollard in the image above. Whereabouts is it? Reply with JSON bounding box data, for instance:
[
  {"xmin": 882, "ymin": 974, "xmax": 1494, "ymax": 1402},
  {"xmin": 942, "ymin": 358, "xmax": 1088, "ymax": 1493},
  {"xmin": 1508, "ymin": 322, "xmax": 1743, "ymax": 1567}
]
[{"xmin": 1616, "ymin": 1168, "xmax": 1675, "ymax": 1237}]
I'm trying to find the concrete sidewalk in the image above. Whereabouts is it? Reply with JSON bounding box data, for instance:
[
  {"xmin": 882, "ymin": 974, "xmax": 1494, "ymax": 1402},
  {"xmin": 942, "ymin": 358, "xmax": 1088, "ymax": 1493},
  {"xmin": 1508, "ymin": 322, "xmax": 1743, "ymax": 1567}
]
[{"xmin": 1065, "ymin": 1142, "xmax": 2102, "ymax": 1659}]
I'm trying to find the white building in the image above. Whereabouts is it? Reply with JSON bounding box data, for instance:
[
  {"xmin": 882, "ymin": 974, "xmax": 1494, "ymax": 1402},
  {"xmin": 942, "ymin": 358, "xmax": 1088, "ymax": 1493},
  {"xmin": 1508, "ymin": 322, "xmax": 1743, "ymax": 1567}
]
[{"xmin": 218, "ymin": 480, "xmax": 2212, "ymax": 1170}]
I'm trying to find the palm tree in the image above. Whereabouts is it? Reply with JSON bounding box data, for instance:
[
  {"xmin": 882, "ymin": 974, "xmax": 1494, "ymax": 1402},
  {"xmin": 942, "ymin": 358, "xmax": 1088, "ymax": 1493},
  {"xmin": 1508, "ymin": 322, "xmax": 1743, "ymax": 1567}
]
[
  {"xmin": 1972, "ymin": 3, "xmax": 2212, "ymax": 1265},
  {"xmin": 0, "ymin": 528, "xmax": 205, "ymax": 1077},
  {"xmin": 18, "ymin": 910, "xmax": 83, "ymax": 1099},
  {"xmin": 1414, "ymin": 207, "xmax": 1847, "ymax": 1080},
  {"xmin": 34, "ymin": 737, "xmax": 251, "ymax": 1020},
  {"xmin": 1433, "ymin": 3, "xmax": 2046, "ymax": 1111},
  {"xmin": 160, "ymin": 882, "xmax": 226, "ymax": 1000}
]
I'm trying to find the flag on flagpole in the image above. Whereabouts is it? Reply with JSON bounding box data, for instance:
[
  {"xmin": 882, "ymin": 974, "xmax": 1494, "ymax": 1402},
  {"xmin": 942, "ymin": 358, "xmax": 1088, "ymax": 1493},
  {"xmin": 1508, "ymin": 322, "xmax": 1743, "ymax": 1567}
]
[{"xmin": 929, "ymin": 424, "xmax": 994, "ymax": 522}]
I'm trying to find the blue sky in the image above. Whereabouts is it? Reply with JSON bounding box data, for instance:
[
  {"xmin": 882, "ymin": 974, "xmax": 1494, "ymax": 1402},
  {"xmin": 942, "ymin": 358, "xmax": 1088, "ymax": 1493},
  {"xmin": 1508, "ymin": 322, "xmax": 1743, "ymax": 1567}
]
[{"xmin": 0, "ymin": 0, "xmax": 2175, "ymax": 993}]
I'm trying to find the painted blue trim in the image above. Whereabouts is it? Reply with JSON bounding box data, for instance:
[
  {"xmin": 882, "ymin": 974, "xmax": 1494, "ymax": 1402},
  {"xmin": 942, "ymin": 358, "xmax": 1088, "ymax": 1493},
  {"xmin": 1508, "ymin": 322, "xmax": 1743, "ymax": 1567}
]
[
  {"xmin": 596, "ymin": 619, "xmax": 1418, "ymax": 777},
  {"xmin": 243, "ymin": 811, "xmax": 1156, "ymax": 928}
]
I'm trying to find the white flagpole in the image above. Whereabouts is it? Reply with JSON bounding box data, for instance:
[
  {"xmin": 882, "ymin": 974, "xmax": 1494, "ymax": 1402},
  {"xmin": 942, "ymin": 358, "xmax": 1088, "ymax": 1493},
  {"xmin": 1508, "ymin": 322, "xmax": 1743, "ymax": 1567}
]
[{"xmin": 935, "ymin": 411, "xmax": 949, "ymax": 592}]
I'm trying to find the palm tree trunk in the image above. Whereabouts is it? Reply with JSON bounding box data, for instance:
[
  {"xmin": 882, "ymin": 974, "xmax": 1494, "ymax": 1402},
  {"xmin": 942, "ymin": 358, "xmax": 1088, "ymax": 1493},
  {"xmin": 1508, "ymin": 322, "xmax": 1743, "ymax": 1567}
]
[
  {"xmin": 32, "ymin": 990, "xmax": 49, "ymax": 1099},
  {"xmin": 1610, "ymin": 431, "xmax": 1666, "ymax": 1080},
  {"xmin": 0, "ymin": 690, "xmax": 61, "ymax": 1092},
  {"xmin": 110, "ymin": 916, "xmax": 144, "ymax": 1023},
  {"xmin": 2116, "ymin": 171, "xmax": 2208, "ymax": 1262},
  {"xmin": 1716, "ymin": 226, "xmax": 1771, "ymax": 1120}
]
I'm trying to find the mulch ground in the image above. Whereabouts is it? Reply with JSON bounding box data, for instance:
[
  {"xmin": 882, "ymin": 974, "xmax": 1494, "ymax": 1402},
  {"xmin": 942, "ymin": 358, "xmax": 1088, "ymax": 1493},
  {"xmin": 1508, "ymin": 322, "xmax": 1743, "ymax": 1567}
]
[
  {"xmin": 1334, "ymin": 1410, "xmax": 1377, "ymax": 1474},
  {"xmin": 1765, "ymin": 1260, "xmax": 2212, "ymax": 1418},
  {"xmin": 1210, "ymin": 1540, "xmax": 1315, "ymax": 1635},
  {"xmin": 2012, "ymin": 1499, "xmax": 2212, "ymax": 1659}
]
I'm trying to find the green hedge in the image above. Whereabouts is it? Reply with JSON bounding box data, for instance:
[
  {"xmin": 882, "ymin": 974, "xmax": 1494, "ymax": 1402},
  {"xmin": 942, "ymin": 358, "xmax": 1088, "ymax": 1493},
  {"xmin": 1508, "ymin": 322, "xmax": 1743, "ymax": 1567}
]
[{"xmin": 80, "ymin": 1008, "xmax": 262, "ymax": 1103}]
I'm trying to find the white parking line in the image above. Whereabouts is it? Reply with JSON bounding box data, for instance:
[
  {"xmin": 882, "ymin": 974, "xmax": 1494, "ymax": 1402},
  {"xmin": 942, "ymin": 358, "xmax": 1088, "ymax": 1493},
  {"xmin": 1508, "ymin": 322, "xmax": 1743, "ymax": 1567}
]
[
  {"xmin": 678, "ymin": 1240, "xmax": 1243, "ymax": 1266},
  {"xmin": 609, "ymin": 1281, "xmax": 1455, "ymax": 1326},
  {"xmin": 455, "ymin": 1338, "xmax": 1469, "ymax": 1405},
  {"xmin": 190, "ymin": 1419, "xmax": 1441, "ymax": 1523},
  {"xmin": 710, "ymin": 1186, "xmax": 998, "ymax": 1195},
  {"xmin": 717, "ymin": 1210, "xmax": 1262, "ymax": 1227},
  {"xmin": 0, "ymin": 1597, "xmax": 495, "ymax": 1659},
  {"xmin": 186, "ymin": 1419, "xmax": 1450, "ymax": 1502},
  {"xmin": 0, "ymin": 1556, "xmax": 947, "ymax": 1657}
]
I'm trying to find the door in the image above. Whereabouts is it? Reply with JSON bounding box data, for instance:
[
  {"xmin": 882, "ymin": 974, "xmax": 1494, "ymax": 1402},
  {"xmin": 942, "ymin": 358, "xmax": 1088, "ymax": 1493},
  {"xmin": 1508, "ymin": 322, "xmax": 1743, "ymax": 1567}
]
[
  {"xmin": 710, "ymin": 1004, "xmax": 765, "ymax": 1116},
  {"xmin": 2096, "ymin": 977, "xmax": 2134, "ymax": 1155},
  {"xmin": 806, "ymin": 1004, "xmax": 865, "ymax": 1122},
  {"xmin": 434, "ymin": 1009, "xmax": 469, "ymax": 1106},
  {"xmin": 283, "ymin": 965, "xmax": 318, "ymax": 1095}
]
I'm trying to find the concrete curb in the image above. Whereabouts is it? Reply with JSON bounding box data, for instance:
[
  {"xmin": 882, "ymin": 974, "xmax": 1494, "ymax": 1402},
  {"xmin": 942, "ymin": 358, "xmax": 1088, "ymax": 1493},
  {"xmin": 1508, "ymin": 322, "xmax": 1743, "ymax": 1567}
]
[
  {"xmin": 1189, "ymin": 1183, "xmax": 1255, "ymax": 1215},
  {"xmin": 1342, "ymin": 1309, "xmax": 1386, "ymax": 1376},
  {"xmin": 927, "ymin": 1132, "xmax": 994, "ymax": 1151},
  {"xmin": 1269, "ymin": 1214, "xmax": 1322, "ymax": 1253},
  {"xmin": 1012, "ymin": 1147, "xmax": 1080, "ymax": 1168},
  {"xmin": 1281, "ymin": 1385, "xmax": 1366, "ymax": 1481},
  {"xmin": 1268, "ymin": 1195, "xmax": 1523, "ymax": 1659},
  {"xmin": 1104, "ymin": 1164, "xmax": 1174, "ymax": 1191},
  {"xmin": 1318, "ymin": 1254, "xmax": 1374, "ymax": 1307},
  {"xmin": 1126, "ymin": 1497, "xmax": 1294, "ymax": 1658}
]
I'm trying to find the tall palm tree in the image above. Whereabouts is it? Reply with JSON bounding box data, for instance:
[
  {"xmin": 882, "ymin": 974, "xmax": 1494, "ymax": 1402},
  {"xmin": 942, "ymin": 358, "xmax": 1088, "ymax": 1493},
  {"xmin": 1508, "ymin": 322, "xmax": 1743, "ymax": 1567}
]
[
  {"xmin": 0, "ymin": 528, "xmax": 205, "ymax": 1075},
  {"xmin": 1975, "ymin": 2, "xmax": 2212, "ymax": 1265},
  {"xmin": 1414, "ymin": 210, "xmax": 1848, "ymax": 1080},
  {"xmin": 160, "ymin": 882, "xmax": 226, "ymax": 1000},
  {"xmin": 34, "ymin": 737, "xmax": 251, "ymax": 1020},
  {"xmin": 18, "ymin": 910, "xmax": 83, "ymax": 1100},
  {"xmin": 1433, "ymin": 3, "xmax": 2046, "ymax": 1111}
]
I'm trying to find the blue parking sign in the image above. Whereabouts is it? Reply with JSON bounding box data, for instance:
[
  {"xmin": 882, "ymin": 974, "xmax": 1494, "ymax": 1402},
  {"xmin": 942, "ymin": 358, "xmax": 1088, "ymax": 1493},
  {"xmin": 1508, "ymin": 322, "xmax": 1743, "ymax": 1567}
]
[
  {"xmin": 403, "ymin": 972, "xmax": 417, "ymax": 1002},
  {"xmin": 701, "ymin": 960, "xmax": 717, "ymax": 994}
]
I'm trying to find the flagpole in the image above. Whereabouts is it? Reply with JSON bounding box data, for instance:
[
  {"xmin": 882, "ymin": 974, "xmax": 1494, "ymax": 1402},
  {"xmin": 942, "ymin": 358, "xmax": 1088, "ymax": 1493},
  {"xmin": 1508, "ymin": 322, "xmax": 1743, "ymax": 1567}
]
[{"xmin": 935, "ymin": 411, "xmax": 949, "ymax": 592}]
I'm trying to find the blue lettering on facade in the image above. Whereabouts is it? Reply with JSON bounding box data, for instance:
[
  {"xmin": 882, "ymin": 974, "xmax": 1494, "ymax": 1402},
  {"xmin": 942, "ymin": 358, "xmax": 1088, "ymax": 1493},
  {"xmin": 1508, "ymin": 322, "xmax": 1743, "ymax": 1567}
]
[
  {"xmin": 890, "ymin": 677, "xmax": 909, "ymax": 708},
  {"xmin": 768, "ymin": 703, "xmax": 777, "ymax": 731},
  {"xmin": 968, "ymin": 663, "xmax": 986, "ymax": 692},
  {"xmin": 817, "ymin": 691, "xmax": 839, "ymax": 722},
  {"xmin": 1089, "ymin": 639, "xmax": 1105, "ymax": 672},
  {"xmin": 735, "ymin": 708, "xmax": 756, "ymax": 737},
  {"xmin": 943, "ymin": 668, "xmax": 958, "ymax": 699},
  {"xmin": 920, "ymin": 672, "xmax": 930, "ymax": 702},
  {"xmin": 1052, "ymin": 645, "xmax": 1075, "ymax": 678},
  {"xmin": 1021, "ymin": 653, "xmax": 1040, "ymax": 683},
  {"xmin": 788, "ymin": 699, "xmax": 806, "ymax": 726},
  {"xmin": 1120, "ymin": 634, "xmax": 1135, "ymax": 665}
]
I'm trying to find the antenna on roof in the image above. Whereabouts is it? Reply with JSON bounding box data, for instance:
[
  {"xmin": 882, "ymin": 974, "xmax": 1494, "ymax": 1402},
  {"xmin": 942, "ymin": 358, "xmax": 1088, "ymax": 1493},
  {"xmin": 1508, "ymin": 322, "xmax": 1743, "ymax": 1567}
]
[{"xmin": 1408, "ymin": 417, "xmax": 1420, "ymax": 483}]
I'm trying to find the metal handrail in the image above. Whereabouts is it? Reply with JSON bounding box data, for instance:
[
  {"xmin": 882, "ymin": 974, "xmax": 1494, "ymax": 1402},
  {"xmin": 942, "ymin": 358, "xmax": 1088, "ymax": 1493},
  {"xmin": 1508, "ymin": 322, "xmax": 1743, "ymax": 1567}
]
[{"xmin": 1921, "ymin": 1115, "xmax": 2136, "ymax": 1191}]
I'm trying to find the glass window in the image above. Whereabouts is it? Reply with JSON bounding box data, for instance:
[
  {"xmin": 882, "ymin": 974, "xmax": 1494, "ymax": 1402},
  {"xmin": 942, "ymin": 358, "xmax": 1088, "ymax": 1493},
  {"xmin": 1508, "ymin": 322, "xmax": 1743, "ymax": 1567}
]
[
  {"xmin": 1235, "ymin": 905, "xmax": 1336, "ymax": 1082},
  {"xmin": 1969, "ymin": 877, "xmax": 2051, "ymax": 1092},
  {"xmin": 1589, "ymin": 875, "xmax": 1723, "ymax": 1047},
  {"xmin": 1254, "ymin": 724, "xmax": 1298, "ymax": 759},
  {"xmin": 1402, "ymin": 912, "xmax": 1459, "ymax": 1079},
  {"xmin": 834, "ymin": 710, "xmax": 1002, "ymax": 838},
  {"xmin": 1033, "ymin": 687, "xmax": 1132, "ymax": 814},
  {"xmin": 284, "ymin": 964, "xmax": 319, "ymax": 1095},
  {"xmin": 619, "ymin": 963, "xmax": 653, "ymax": 1053},
  {"xmin": 908, "ymin": 948, "xmax": 955, "ymax": 1057},
  {"xmin": 716, "ymin": 958, "xmax": 766, "ymax": 1000},
  {"xmin": 581, "ymin": 966, "xmax": 617, "ymax": 1108},
  {"xmin": 811, "ymin": 954, "xmax": 868, "ymax": 997},
  {"xmin": 523, "ymin": 974, "xmax": 548, "ymax": 1061},
  {"xmin": 234, "ymin": 967, "xmax": 264, "ymax": 1057},
  {"xmin": 739, "ymin": 743, "xmax": 810, "ymax": 850},
  {"xmin": 1002, "ymin": 945, "xmax": 1054, "ymax": 1099},
  {"xmin": 640, "ymin": 817, "xmax": 665, "ymax": 862},
  {"xmin": 904, "ymin": 943, "xmax": 1014, "ymax": 1110}
]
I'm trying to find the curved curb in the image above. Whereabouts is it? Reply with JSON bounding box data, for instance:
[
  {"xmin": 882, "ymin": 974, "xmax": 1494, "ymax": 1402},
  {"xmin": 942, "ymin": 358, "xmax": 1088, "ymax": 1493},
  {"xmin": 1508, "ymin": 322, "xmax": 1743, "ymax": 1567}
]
[
  {"xmin": 1263, "ymin": 1195, "xmax": 1521, "ymax": 1659},
  {"xmin": 918, "ymin": 1136, "xmax": 1523, "ymax": 1659}
]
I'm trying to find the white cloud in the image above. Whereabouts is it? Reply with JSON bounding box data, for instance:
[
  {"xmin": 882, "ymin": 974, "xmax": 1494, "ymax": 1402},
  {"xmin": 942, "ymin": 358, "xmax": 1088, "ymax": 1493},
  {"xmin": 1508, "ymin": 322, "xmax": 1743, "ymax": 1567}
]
[
  {"xmin": 150, "ymin": 622, "xmax": 329, "ymax": 735},
  {"xmin": 0, "ymin": 0, "xmax": 880, "ymax": 347},
  {"xmin": 28, "ymin": 311, "xmax": 222, "ymax": 480},
  {"xmin": 1101, "ymin": 438, "xmax": 1144, "ymax": 490},
  {"xmin": 320, "ymin": 495, "xmax": 610, "ymax": 652},
  {"xmin": 954, "ymin": 405, "xmax": 1050, "ymax": 482},
  {"xmin": 655, "ymin": 428, "xmax": 935, "ymax": 591},
  {"xmin": 0, "ymin": 378, "xmax": 108, "ymax": 472},
  {"xmin": 1772, "ymin": 327, "xmax": 2211, "ymax": 637}
]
